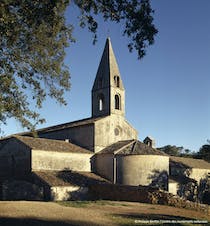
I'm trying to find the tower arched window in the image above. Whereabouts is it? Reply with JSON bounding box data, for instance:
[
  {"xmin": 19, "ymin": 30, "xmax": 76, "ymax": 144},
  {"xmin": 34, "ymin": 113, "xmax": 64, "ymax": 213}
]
[
  {"xmin": 115, "ymin": 94, "xmax": 120, "ymax": 110},
  {"xmin": 98, "ymin": 94, "xmax": 104, "ymax": 111},
  {"xmin": 114, "ymin": 75, "xmax": 120, "ymax": 87}
]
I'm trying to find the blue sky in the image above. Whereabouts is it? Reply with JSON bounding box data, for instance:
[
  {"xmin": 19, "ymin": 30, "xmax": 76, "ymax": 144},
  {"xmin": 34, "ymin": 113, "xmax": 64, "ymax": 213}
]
[{"xmin": 2, "ymin": 0, "xmax": 210, "ymax": 152}]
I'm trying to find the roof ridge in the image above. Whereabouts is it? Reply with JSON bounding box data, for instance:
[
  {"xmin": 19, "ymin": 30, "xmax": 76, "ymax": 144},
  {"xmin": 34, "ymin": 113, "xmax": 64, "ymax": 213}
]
[
  {"xmin": 114, "ymin": 140, "xmax": 136, "ymax": 155},
  {"xmin": 8, "ymin": 116, "xmax": 106, "ymax": 137},
  {"xmin": 12, "ymin": 135, "xmax": 32, "ymax": 150},
  {"xmin": 170, "ymin": 156, "xmax": 210, "ymax": 169},
  {"xmin": 12, "ymin": 135, "xmax": 92, "ymax": 153},
  {"xmin": 131, "ymin": 140, "xmax": 138, "ymax": 154}
]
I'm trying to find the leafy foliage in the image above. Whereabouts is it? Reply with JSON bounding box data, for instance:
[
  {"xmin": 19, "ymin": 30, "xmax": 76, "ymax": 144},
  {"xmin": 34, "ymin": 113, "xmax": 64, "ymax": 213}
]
[
  {"xmin": 0, "ymin": 0, "xmax": 74, "ymax": 130},
  {"xmin": 158, "ymin": 145, "xmax": 185, "ymax": 156},
  {"xmin": 196, "ymin": 144, "xmax": 210, "ymax": 162},
  {"xmin": 0, "ymin": 0, "xmax": 157, "ymax": 131},
  {"xmin": 158, "ymin": 143, "xmax": 210, "ymax": 162},
  {"xmin": 74, "ymin": 0, "xmax": 158, "ymax": 58}
]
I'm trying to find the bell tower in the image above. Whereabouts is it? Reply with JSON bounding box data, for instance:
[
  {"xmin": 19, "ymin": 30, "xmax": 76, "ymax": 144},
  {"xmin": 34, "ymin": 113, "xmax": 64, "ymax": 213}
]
[{"xmin": 92, "ymin": 38, "xmax": 125, "ymax": 118}]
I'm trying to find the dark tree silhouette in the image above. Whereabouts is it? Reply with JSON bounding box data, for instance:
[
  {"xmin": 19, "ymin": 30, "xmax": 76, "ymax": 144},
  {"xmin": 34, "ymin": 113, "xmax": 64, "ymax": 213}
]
[{"xmin": 0, "ymin": 0, "xmax": 157, "ymax": 131}]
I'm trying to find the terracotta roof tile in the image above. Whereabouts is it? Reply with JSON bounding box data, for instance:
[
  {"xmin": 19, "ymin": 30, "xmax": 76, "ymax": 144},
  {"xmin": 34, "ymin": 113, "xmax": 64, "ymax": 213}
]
[
  {"xmin": 98, "ymin": 140, "xmax": 134, "ymax": 154},
  {"xmin": 98, "ymin": 140, "xmax": 167, "ymax": 156},
  {"xmin": 170, "ymin": 156, "xmax": 210, "ymax": 169},
  {"xmin": 14, "ymin": 135, "xmax": 92, "ymax": 154},
  {"xmin": 33, "ymin": 171, "xmax": 110, "ymax": 186},
  {"xmin": 16, "ymin": 117, "xmax": 105, "ymax": 136}
]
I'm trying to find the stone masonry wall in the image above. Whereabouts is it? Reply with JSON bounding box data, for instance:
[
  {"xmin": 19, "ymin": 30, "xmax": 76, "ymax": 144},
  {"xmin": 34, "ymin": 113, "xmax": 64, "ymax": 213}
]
[
  {"xmin": 39, "ymin": 124, "xmax": 95, "ymax": 152},
  {"xmin": 0, "ymin": 138, "xmax": 31, "ymax": 178},
  {"xmin": 32, "ymin": 151, "xmax": 92, "ymax": 172},
  {"xmin": 93, "ymin": 154, "xmax": 114, "ymax": 182},
  {"xmin": 50, "ymin": 186, "xmax": 89, "ymax": 201},
  {"xmin": 89, "ymin": 184, "xmax": 209, "ymax": 213},
  {"xmin": 94, "ymin": 115, "xmax": 137, "ymax": 153},
  {"xmin": 2, "ymin": 180, "xmax": 44, "ymax": 201}
]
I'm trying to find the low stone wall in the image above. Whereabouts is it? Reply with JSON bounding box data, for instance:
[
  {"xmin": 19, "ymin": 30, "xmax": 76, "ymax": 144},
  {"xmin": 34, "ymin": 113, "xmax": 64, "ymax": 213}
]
[
  {"xmin": 88, "ymin": 184, "xmax": 209, "ymax": 213},
  {"xmin": 2, "ymin": 180, "xmax": 44, "ymax": 201},
  {"xmin": 0, "ymin": 178, "xmax": 90, "ymax": 201},
  {"xmin": 1, "ymin": 177, "xmax": 209, "ymax": 211},
  {"xmin": 168, "ymin": 181, "xmax": 178, "ymax": 195},
  {"xmin": 50, "ymin": 186, "xmax": 89, "ymax": 201}
]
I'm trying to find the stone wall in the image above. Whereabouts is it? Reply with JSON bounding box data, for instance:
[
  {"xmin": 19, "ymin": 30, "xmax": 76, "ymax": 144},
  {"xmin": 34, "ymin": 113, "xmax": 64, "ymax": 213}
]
[
  {"xmin": 93, "ymin": 154, "xmax": 114, "ymax": 182},
  {"xmin": 93, "ymin": 153, "xmax": 169, "ymax": 188},
  {"xmin": 1, "ymin": 176, "xmax": 90, "ymax": 201},
  {"xmin": 32, "ymin": 151, "xmax": 92, "ymax": 172},
  {"xmin": 50, "ymin": 186, "xmax": 89, "ymax": 201},
  {"xmin": 94, "ymin": 115, "xmax": 138, "ymax": 153},
  {"xmin": 2, "ymin": 180, "xmax": 43, "ymax": 201},
  {"xmin": 1, "ymin": 176, "xmax": 209, "ymax": 207},
  {"xmin": 171, "ymin": 167, "xmax": 210, "ymax": 183},
  {"xmin": 168, "ymin": 181, "xmax": 178, "ymax": 195},
  {"xmin": 89, "ymin": 184, "xmax": 209, "ymax": 213},
  {"xmin": 190, "ymin": 168, "xmax": 210, "ymax": 182},
  {"xmin": 92, "ymin": 87, "xmax": 110, "ymax": 117},
  {"xmin": 0, "ymin": 138, "xmax": 31, "ymax": 178},
  {"xmin": 37, "ymin": 114, "xmax": 137, "ymax": 154},
  {"xmin": 0, "ymin": 138, "xmax": 10, "ymax": 150},
  {"xmin": 173, "ymin": 177, "xmax": 209, "ymax": 203},
  {"xmin": 110, "ymin": 86, "xmax": 125, "ymax": 117},
  {"xmin": 116, "ymin": 155, "xmax": 169, "ymax": 188},
  {"xmin": 39, "ymin": 124, "xmax": 95, "ymax": 151}
]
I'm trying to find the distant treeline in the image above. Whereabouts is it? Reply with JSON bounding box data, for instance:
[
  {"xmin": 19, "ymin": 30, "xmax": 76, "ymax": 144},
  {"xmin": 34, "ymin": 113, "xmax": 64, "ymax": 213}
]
[{"xmin": 158, "ymin": 143, "xmax": 210, "ymax": 163}]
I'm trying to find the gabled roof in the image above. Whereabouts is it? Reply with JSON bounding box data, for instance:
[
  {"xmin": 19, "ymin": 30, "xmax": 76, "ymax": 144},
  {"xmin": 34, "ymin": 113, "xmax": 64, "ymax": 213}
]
[
  {"xmin": 2, "ymin": 116, "xmax": 105, "ymax": 137},
  {"xmin": 170, "ymin": 156, "xmax": 210, "ymax": 169},
  {"xmin": 98, "ymin": 139, "xmax": 167, "ymax": 156},
  {"xmin": 33, "ymin": 171, "xmax": 110, "ymax": 187},
  {"xmin": 36, "ymin": 117, "xmax": 104, "ymax": 134},
  {"xmin": 98, "ymin": 140, "xmax": 134, "ymax": 154},
  {"xmin": 13, "ymin": 135, "xmax": 92, "ymax": 154}
]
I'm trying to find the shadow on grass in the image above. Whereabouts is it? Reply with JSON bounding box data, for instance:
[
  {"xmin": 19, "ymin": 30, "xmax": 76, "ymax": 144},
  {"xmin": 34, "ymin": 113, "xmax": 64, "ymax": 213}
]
[
  {"xmin": 112, "ymin": 213, "xmax": 200, "ymax": 226},
  {"xmin": 0, "ymin": 217, "xmax": 101, "ymax": 226},
  {"xmin": 116, "ymin": 213, "xmax": 194, "ymax": 220}
]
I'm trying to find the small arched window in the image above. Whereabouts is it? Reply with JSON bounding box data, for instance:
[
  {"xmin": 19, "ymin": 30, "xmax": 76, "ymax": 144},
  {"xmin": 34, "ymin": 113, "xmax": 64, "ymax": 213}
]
[
  {"xmin": 115, "ymin": 94, "xmax": 120, "ymax": 110},
  {"xmin": 146, "ymin": 141, "xmax": 152, "ymax": 147},
  {"xmin": 98, "ymin": 94, "xmax": 104, "ymax": 111},
  {"xmin": 114, "ymin": 75, "xmax": 120, "ymax": 87}
]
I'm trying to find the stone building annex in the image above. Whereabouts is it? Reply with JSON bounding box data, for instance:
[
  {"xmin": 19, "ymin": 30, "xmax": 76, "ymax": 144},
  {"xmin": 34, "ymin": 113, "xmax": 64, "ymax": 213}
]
[{"xmin": 0, "ymin": 38, "xmax": 209, "ymax": 201}]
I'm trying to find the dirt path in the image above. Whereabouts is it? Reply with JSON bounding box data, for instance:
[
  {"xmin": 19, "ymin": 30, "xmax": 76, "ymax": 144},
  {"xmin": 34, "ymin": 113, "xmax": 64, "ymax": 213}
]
[
  {"xmin": 0, "ymin": 201, "xmax": 111, "ymax": 226},
  {"xmin": 0, "ymin": 201, "xmax": 209, "ymax": 226}
]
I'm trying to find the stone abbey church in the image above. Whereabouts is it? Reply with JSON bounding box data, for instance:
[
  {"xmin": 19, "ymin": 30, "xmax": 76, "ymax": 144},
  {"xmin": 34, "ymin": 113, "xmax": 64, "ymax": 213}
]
[{"xmin": 0, "ymin": 38, "xmax": 210, "ymax": 201}]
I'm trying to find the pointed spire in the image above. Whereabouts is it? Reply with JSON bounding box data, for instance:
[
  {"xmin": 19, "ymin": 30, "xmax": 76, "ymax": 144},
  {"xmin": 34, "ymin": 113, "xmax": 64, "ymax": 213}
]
[
  {"xmin": 92, "ymin": 38, "xmax": 124, "ymax": 91},
  {"xmin": 92, "ymin": 38, "xmax": 125, "ymax": 118}
]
